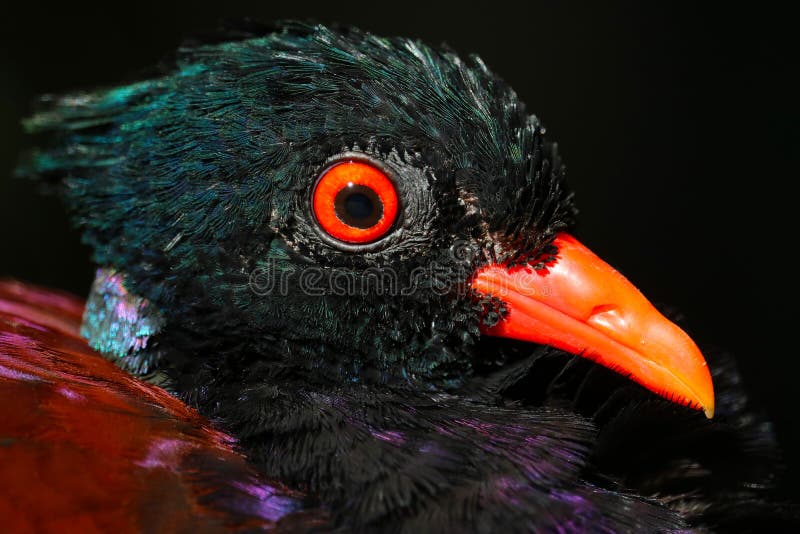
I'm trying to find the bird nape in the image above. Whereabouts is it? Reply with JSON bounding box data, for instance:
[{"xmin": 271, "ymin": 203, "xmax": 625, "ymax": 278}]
[{"xmin": 3, "ymin": 21, "xmax": 795, "ymax": 532}]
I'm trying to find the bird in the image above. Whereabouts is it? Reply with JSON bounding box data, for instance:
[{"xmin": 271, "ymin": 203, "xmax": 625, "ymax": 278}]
[{"xmin": 3, "ymin": 21, "xmax": 795, "ymax": 532}]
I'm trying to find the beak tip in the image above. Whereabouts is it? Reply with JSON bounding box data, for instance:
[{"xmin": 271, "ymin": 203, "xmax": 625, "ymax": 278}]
[
  {"xmin": 693, "ymin": 367, "xmax": 715, "ymax": 419},
  {"xmin": 697, "ymin": 361, "xmax": 716, "ymax": 419}
]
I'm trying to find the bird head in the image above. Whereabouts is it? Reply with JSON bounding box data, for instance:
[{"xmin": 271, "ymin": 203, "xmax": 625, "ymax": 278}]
[{"xmin": 20, "ymin": 23, "xmax": 713, "ymax": 417}]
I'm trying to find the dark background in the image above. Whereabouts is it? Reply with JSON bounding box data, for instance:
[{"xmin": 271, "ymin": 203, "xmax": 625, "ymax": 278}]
[{"xmin": 2, "ymin": 2, "xmax": 796, "ymax": 489}]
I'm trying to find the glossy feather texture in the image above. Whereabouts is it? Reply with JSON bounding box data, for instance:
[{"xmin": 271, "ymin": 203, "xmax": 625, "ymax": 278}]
[
  {"xmin": 2, "ymin": 278, "xmax": 793, "ymax": 531},
  {"xmin": 0, "ymin": 280, "xmax": 324, "ymax": 532}
]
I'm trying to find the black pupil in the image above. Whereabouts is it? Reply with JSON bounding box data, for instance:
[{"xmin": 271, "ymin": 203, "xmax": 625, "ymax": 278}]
[
  {"xmin": 334, "ymin": 184, "xmax": 383, "ymax": 229},
  {"xmin": 344, "ymin": 193, "xmax": 373, "ymax": 220}
]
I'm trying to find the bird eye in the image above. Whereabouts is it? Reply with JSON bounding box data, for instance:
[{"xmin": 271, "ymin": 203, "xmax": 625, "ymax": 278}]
[{"xmin": 312, "ymin": 160, "xmax": 399, "ymax": 244}]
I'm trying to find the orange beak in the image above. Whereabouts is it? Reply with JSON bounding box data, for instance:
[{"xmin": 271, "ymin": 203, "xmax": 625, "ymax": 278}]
[{"xmin": 471, "ymin": 233, "xmax": 715, "ymax": 418}]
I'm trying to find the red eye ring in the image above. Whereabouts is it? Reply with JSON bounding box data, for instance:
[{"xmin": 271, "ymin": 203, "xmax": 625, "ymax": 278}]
[{"xmin": 312, "ymin": 161, "xmax": 399, "ymax": 244}]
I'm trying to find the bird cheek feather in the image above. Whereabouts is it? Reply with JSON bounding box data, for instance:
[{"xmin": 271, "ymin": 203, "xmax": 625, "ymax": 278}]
[{"xmin": 470, "ymin": 232, "xmax": 715, "ymax": 418}]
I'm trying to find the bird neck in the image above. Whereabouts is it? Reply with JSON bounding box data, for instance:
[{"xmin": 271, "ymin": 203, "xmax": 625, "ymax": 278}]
[
  {"xmin": 80, "ymin": 267, "xmax": 475, "ymax": 393},
  {"xmin": 81, "ymin": 268, "xmax": 165, "ymax": 374}
]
